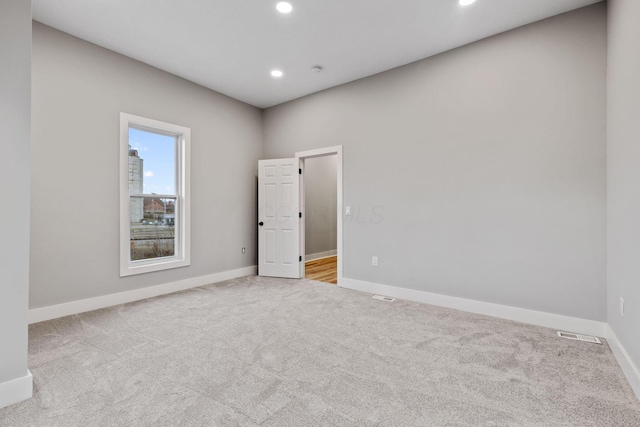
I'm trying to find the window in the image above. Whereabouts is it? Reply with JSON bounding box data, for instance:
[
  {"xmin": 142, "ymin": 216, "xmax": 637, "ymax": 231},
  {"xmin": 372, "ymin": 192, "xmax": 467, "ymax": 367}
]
[{"xmin": 120, "ymin": 113, "xmax": 190, "ymax": 276}]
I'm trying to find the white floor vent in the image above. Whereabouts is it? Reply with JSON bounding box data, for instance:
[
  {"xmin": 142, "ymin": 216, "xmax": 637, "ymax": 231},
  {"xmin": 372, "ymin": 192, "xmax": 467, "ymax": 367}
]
[
  {"xmin": 557, "ymin": 331, "xmax": 601, "ymax": 344},
  {"xmin": 372, "ymin": 295, "xmax": 395, "ymax": 302}
]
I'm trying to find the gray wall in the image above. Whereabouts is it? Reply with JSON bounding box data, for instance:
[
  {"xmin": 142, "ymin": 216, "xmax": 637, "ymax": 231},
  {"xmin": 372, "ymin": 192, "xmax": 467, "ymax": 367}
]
[
  {"xmin": 263, "ymin": 4, "xmax": 607, "ymax": 321},
  {"xmin": 30, "ymin": 23, "xmax": 263, "ymax": 308},
  {"xmin": 607, "ymin": 0, "xmax": 640, "ymax": 370},
  {"xmin": 0, "ymin": 0, "xmax": 31, "ymax": 389},
  {"xmin": 304, "ymin": 155, "xmax": 337, "ymax": 257}
]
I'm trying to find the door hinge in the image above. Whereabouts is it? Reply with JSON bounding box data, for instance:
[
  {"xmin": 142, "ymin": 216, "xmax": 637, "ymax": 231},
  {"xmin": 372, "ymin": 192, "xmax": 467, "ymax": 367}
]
[
  {"xmin": 299, "ymin": 212, "xmax": 302, "ymax": 218},
  {"xmin": 299, "ymin": 168, "xmax": 302, "ymax": 175},
  {"xmin": 299, "ymin": 256, "xmax": 302, "ymax": 262}
]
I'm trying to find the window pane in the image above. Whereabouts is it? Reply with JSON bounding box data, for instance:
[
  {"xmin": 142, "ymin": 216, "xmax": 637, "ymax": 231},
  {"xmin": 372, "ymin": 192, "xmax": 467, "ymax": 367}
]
[
  {"xmin": 130, "ymin": 197, "xmax": 176, "ymax": 261},
  {"xmin": 128, "ymin": 127, "xmax": 177, "ymax": 197}
]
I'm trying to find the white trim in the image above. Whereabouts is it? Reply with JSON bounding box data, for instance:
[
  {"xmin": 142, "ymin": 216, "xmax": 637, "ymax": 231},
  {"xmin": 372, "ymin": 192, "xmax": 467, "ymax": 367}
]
[
  {"xmin": 340, "ymin": 277, "xmax": 606, "ymax": 337},
  {"xmin": 295, "ymin": 146, "xmax": 343, "ymax": 284},
  {"xmin": 298, "ymin": 159, "xmax": 306, "ymax": 278},
  {"xmin": 119, "ymin": 112, "xmax": 191, "ymax": 277},
  {"xmin": 606, "ymin": 325, "xmax": 640, "ymax": 401},
  {"xmin": 0, "ymin": 370, "xmax": 32, "ymax": 409},
  {"xmin": 305, "ymin": 250, "xmax": 337, "ymax": 262},
  {"xmin": 28, "ymin": 266, "xmax": 256, "ymax": 324}
]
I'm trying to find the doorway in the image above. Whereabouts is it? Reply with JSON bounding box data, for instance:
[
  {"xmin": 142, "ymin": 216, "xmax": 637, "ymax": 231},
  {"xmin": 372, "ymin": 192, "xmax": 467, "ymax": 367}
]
[
  {"xmin": 296, "ymin": 146, "xmax": 343, "ymax": 285},
  {"xmin": 257, "ymin": 146, "xmax": 342, "ymax": 284},
  {"xmin": 302, "ymin": 154, "xmax": 338, "ymax": 284}
]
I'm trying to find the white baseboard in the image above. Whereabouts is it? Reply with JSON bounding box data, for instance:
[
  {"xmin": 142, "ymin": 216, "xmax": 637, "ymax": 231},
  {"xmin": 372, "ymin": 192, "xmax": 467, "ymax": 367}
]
[
  {"xmin": 305, "ymin": 250, "xmax": 337, "ymax": 262},
  {"xmin": 28, "ymin": 266, "xmax": 257, "ymax": 324},
  {"xmin": 0, "ymin": 370, "xmax": 32, "ymax": 409},
  {"xmin": 339, "ymin": 277, "xmax": 606, "ymax": 337},
  {"xmin": 606, "ymin": 325, "xmax": 640, "ymax": 401}
]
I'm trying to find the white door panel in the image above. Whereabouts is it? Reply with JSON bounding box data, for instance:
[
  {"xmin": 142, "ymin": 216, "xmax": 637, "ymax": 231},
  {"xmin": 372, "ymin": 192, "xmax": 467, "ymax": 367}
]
[{"xmin": 258, "ymin": 158, "xmax": 301, "ymax": 278}]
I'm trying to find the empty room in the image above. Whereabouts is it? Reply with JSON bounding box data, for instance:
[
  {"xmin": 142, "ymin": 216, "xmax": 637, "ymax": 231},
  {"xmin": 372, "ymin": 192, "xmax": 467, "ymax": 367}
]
[{"xmin": 1, "ymin": 0, "xmax": 640, "ymax": 425}]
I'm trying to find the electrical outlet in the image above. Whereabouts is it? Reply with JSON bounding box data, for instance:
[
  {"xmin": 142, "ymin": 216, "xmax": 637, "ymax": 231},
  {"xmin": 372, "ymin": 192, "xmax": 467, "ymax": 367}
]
[
  {"xmin": 372, "ymin": 256, "xmax": 378, "ymax": 267},
  {"xmin": 620, "ymin": 297, "xmax": 624, "ymax": 316},
  {"xmin": 242, "ymin": 247, "xmax": 246, "ymax": 254}
]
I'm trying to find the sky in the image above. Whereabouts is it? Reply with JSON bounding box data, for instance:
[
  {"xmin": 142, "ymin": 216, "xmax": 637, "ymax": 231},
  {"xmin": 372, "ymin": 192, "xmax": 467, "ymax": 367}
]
[{"xmin": 129, "ymin": 128, "xmax": 176, "ymax": 195}]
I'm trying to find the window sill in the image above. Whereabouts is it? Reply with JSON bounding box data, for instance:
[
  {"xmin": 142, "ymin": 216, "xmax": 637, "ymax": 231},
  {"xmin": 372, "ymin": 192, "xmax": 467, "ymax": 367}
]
[{"xmin": 120, "ymin": 256, "xmax": 190, "ymax": 277}]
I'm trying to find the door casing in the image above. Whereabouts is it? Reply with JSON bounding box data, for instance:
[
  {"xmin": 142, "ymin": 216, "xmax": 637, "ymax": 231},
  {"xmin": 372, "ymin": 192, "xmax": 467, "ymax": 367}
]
[{"xmin": 295, "ymin": 146, "xmax": 343, "ymax": 284}]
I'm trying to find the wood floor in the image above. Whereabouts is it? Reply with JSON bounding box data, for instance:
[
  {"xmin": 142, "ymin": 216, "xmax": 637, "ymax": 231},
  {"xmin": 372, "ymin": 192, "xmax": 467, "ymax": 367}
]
[{"xmin": 305, "ymin": 256, "xmax": 337, "ymax": 284}]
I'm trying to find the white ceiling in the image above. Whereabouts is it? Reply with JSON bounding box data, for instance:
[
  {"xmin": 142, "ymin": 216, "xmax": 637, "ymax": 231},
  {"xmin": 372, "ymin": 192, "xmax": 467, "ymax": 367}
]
[{"xmin": 32, "ymin": 0, "xmax": 603, "ymax": 109}]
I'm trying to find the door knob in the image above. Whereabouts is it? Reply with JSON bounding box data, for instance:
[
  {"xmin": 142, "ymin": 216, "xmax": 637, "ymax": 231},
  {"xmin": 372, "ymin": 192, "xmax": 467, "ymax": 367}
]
[{"xmin": 259, "ymin": 222, "xmax": 264, "ymax": 226}]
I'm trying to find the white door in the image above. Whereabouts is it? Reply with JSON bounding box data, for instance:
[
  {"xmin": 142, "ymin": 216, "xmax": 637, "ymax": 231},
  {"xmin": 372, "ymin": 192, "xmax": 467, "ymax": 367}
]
[{"xmin": 258, "ymin": 158, "xmax": 301, "ymax": 278}]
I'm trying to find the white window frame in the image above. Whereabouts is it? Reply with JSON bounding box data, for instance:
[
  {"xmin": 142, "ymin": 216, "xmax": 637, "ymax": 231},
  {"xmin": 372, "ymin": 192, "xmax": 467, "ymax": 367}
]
[{"xmin": 119, "ymin": 112, "xmax": 191, "ymax": 277}]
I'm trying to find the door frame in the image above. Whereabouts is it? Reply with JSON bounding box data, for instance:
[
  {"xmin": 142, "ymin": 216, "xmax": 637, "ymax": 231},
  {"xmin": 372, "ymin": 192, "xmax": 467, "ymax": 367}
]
[{"xmin": 295, "ymin": 146, "xmax": 343, "ymax": 284}]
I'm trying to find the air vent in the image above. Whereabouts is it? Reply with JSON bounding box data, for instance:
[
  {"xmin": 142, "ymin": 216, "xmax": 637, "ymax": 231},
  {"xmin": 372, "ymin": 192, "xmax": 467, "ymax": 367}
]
[
  {"xmin": 372, "ymin": 295, "xmax": 395, "ymax": 302},
  {"xmin": 557, "ymin": 331, "xmax": 601, "ymax": 344}
]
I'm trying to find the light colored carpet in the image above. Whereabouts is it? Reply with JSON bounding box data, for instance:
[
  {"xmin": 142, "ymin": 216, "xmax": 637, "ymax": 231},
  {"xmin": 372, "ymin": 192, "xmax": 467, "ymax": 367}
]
[{"xmin": 1, "ymin": 275, "xmax": 639, "ymax": 426}]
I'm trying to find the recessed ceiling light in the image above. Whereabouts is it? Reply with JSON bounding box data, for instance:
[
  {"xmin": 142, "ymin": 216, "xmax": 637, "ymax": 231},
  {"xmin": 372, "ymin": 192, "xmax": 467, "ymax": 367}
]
[
  {"xmin": 459, "ymin": 0, "xmax": 476, "ymax": 5},
  {"xmin": 271, "ymin": 70, "xmax": 283, "ymax": 78},
  {"xmin": 311, "ymin": 66, "xmax": 323, "ymax": 73},
  {"xmin": 276, "ymin": 2, "xmax": 293, "ymax": 13}
]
